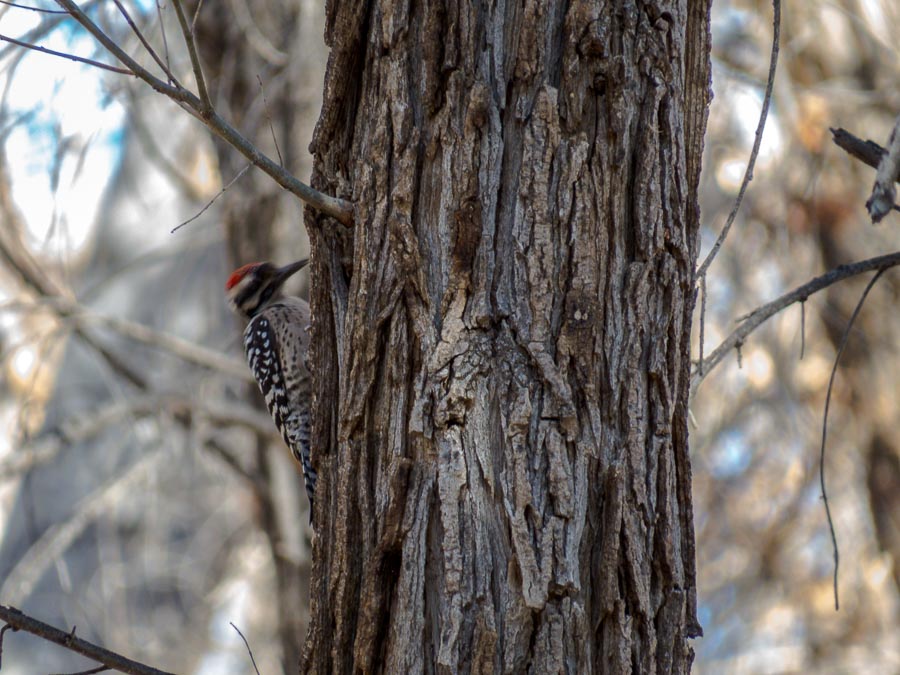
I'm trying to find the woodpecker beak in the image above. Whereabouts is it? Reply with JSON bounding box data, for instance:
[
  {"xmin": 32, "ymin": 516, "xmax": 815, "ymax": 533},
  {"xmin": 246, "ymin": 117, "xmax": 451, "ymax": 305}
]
[{"xmin": 274, "ymin": 258, "xmax": 309, "ymax": 288}]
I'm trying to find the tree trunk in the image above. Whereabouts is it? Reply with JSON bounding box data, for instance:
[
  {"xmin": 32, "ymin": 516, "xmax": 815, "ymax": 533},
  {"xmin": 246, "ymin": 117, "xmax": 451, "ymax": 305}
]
[{"xmin": 305, "ymin": 1, "xmax": 711, "ymax": 672}]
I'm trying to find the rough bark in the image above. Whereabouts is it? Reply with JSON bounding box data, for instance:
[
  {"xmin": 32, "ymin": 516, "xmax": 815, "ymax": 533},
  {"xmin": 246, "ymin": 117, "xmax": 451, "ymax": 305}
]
[{"xmin": 305, "ymin": 0, "xmax": 711, "ymax": 672}]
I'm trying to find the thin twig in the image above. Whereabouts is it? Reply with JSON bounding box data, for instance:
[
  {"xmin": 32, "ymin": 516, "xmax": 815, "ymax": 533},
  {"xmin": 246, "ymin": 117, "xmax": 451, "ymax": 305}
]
[
  {"xmin": 50, "ymin": 665, "xmax": 110, "ymax": 675},
  {"xmin": 0, "ymin": 622, "xmax": 16, "ymax": 668},
  {"xmin": 155, "ymin": 0, "xmax": 171, "ymax": 81},
  {"xmin": 0, "ymin": 32, "xmax": 132, "ymax": 75},
  {"xmin": 257, "ymin": 74, "xmax": 284, "ymax": 165},
  {"xmin": 799, "ymin": 299, "xmax": 806, "ymax": 360},
  {"xmin": 203, "ymin": 105, "xmax": 354, "ymax": 223},
  {"xmin": 171, "ymin": 163, "xmax": 251, "ymax": 232},
  {"xmin": 697, "ymin": 274, "xmax": 707, "ymax": 376},
  {"xmin": 230, "ymin": 622, "xmax": 261, "ymax": 675},
  {"xmin": 190, "ymin": 0, "xmax": 205, "ymax": 34},
  {"xmin": 0, "ymin": 2, "xmax": 100, "ymax": 63},
  {"xmin": 696, "ymin": 0, "xmax": 780, "ymax": 279},
  {"xmin": 0, "ymin": 605, "xmax": 176, "ymax": 675},
  {"xmin": 111, "ymin": 0, "xmax": 179, "ymax": 84},
  {"xmin": 171, "ymin": 0, "xmax": 211, "ymax": 114},
  {"xmin": 819, "ymin": 269, "xmax": 886, "ymax": 611},
  {"xmin": 692, "ymin": 250, "xmax": 900, "ymax": 389}
]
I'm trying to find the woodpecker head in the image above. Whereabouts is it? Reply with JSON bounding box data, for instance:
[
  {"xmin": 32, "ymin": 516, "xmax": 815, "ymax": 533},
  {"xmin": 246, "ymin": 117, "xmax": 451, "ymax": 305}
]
[{"xmin": 226, "ymin": 258, "xmax": 309, "ymax": 319}]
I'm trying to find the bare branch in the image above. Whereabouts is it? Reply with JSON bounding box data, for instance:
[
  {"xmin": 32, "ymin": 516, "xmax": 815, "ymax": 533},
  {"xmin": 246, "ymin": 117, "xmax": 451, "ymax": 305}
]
[
  {"xmin": 78, "ymin": 231, "xmax": 221, "ymax": 301},
  {"xmin": 204, "ymin": 437, "xmax": 262, "ymax": 491},
  {"xmin": 831, "ymin": 126, "xmax": 900, "ymax": 215},
  {"xmin": 0, "ymin": 191, "xmax": 248, "ymax": 383},
  {"xmin": 0, "ymin": 169, "xmax": 149, "ymax": 386},
  {"xmin": 51, "ymin": 0, "xmax": 354, "ymax": 224},
  {"xmin": 0, "ymin": 619, "xmax": 15, "ymax": 668},
  {"xmin": 831, "ymin": 127, "xmax": 890, "ymax": 172},
  {"xmin": 866, "ymin": 114, "xmax": 900, "ymax": 222},
  {"xmin": 0, "ymin": 392, "xmax": 275, "ymax": 482},
  {"xmin": 692, "ymin": 250, "xmax": 900, "ymax": 389},
  {"xmin": 696, "ymin": 0, "xmax": 780, "ymax": 279},
  {"xmin": 69, "ymin": 303, "xmax": 250, "ymax": 379},
  {"xmin": 0, "ymin": 32, "xmax": 132, "ymax": 75},
  {"xmin": 53, "ymin": 0, "xmax": 189, "ymax": 100},
  {"xmin": 819, "ymin": 268, "xmax": 886, "ymax": 611},
  {"xmin": 4, "ymin": 297, "xmax": 251, "ymax": 380},
  {"xmin": 0, "ymin": 605, "xmax": 176, "ymax": 675}
]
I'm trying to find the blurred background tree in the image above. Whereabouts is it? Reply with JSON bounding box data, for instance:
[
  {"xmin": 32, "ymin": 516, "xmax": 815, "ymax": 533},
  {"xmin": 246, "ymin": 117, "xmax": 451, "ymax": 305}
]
[
  {"xmin": 694, "ymin": 0, "xmax": 900, "ymax": 671},
  {"xmin": 0, "ymin": 0, "xmax": 897, "ymax": 672},
  {"xmin": 0, "ymin": 1, "xmax": 325, "ymax": 672}
]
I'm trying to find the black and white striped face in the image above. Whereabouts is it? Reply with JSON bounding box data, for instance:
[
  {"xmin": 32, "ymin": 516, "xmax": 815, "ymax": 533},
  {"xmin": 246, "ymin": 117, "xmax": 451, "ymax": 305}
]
[
  {"xmin": 225, "ymin": 259, "xmax": 308, "ymax": 319},
  {"xmin": 226, "ymin": 262, "xmax": 274, "ymax": 319}
]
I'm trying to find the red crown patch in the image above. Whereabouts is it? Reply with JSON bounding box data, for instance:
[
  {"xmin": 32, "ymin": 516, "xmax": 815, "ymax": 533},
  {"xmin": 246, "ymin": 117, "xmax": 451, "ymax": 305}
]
[{"xmin": 226, "ymin": 263, "xmax": 259, "ymax": 290}]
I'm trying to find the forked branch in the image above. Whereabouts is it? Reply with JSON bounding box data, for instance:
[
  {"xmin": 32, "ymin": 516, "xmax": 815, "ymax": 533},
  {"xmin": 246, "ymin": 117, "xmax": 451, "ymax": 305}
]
[
  {"xmin": 692, "ymin": 250, "xmax": 900, "ymax": 389},
  {"xmin": 171, "ymin": 0, "xmax": 211, "ymax": 114},
  {"xmin": 831, "ymin": 126, "xmax": 900, "ymax": 220},
  {"xmin": 47, "ymin": 0, "xmax": 353, "ymax": 225}
]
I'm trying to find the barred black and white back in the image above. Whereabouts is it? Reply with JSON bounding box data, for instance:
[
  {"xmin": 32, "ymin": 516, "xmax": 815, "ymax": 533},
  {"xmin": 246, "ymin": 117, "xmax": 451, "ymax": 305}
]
[
  {"xmin": 225, "ymin": 259, "xmax": 316, "ymax": 519},
  {"xmin": 243, "ymin": 299, "xmax": 317, "ymax": 511}
]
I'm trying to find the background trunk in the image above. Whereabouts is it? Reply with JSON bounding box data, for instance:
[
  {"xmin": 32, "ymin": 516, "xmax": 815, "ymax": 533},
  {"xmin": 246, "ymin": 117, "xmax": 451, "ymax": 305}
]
[
  {"xmin": 191, "ymin": 2, "xmax": 327, "ymax": 669},
  {"xmin": 304, "ymin": 1, "xmax": 711, "ymax": 671}
]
